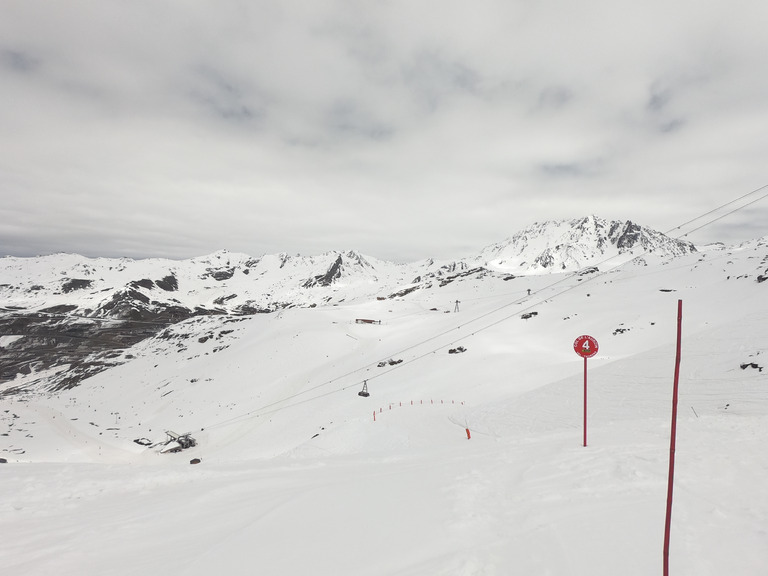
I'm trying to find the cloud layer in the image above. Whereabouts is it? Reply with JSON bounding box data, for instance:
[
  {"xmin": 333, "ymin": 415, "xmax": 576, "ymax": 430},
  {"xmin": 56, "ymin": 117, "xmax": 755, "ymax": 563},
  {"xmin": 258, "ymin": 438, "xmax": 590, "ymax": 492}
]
[{"xmin": 2, "ymin": 0, "xmax": 767, "ymax": 261}]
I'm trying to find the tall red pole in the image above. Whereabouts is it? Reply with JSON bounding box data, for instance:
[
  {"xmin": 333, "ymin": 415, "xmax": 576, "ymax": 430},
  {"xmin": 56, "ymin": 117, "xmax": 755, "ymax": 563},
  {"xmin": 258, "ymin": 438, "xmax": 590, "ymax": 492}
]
[
  {"xmin": 663, "ymin": 300, "xmax": 683, "ymax": 576},
  {"xmin": 583, "ymin": 356, "xmax": 588, "ymax": 447}
]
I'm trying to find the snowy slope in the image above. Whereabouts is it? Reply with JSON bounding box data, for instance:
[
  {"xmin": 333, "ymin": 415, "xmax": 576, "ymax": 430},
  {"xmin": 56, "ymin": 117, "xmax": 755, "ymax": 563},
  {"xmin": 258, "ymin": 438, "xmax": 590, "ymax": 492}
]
[
  {"xmin": 1, "ymin": 227, "xmax": 767, "ymax": 575},
  {"xmin": 2, "ymin": 217, "xmax": 697, "ymax": 393},
  {"xmin": 0, "ymin": 249, "xmax": 409, "ymax": 316},
  {"xmin": 0, "ymin": 217, "xmax": 699, "ymax": 319}
]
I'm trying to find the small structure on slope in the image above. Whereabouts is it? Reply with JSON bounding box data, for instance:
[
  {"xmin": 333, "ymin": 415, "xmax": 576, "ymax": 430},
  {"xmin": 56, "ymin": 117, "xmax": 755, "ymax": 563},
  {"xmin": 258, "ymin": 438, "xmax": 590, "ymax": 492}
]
[{"xmin": 159, "ymin": 430, "xmax": 197, "ymax": 453}]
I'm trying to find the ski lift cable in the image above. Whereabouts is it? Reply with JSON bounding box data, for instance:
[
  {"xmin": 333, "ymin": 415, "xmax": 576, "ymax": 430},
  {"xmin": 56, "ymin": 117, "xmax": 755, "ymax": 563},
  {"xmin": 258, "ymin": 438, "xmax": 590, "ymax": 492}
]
[
  {"xmin": 5, "ymin": 182, "xmax": 766, "ymax": 337},
  {"xmin": 200, "ymin": 183, "xmax": 768, "ymax": 430},
  {"xmin": 674, "ymin": 189, "xmax": 768, "ymax": 239},
  {"xmin": 665, "ymin": 183, "xmax": 768, "ymax": 236},
  {"xmin": 9, "ymin": 185, "xmax": 765, "ymax": 343},
  {"xmin": 7, "ymin": 184, "xmax": 765, "ymax": 432},
  {"xmin": 201, "ymin": 261, "xmax": 632, "ymax": 431},
  {"xmin": 203, "ymin": 379, "xmax": 360, "ymax": 431},
  {"xmin": 4, "ymin": 192, "xmax": 761, "ymax": 435},
  {"xmin": 413, "ymin": 187, "xmax": 768, "ymax": 306},
  {"xmin": 369, "ymin": 186, "xmax": 768, "ymax": 374}
]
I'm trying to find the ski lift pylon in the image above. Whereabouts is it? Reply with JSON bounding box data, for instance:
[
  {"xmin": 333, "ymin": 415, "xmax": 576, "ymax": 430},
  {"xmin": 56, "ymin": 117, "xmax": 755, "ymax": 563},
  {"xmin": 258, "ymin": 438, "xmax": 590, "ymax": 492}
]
[{"xmin": 358, "ymin": 380, "xmax": 370, "ymax": 397}]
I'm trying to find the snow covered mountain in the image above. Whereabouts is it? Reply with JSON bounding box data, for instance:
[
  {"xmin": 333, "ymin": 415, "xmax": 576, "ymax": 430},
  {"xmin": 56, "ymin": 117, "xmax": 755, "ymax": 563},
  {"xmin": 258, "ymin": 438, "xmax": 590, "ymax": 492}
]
[
  {"xmin": 0, "ymin": 216, "xmax": 733, "ymax": 393},
  {"xmin": 1, "ymin": 218, "xmax": 767, "ymax": 575},
  {"xmin": 0, "ymin": 248, "xmax": 418, "ymax": 391},
  {"xmin": 0, "ymin": 216, "xmax": 698, "ymax": 319},
  {"xmin": 477, "ymin": 216, "xmax": 697, "ymax": 274},
  {"xmin": 0, "ymin": 249, "xmax": 394, "ymax": 319}
]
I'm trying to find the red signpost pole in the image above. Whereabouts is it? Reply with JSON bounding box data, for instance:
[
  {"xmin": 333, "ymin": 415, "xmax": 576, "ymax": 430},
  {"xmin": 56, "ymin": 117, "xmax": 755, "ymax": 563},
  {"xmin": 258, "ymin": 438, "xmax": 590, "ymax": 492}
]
[
  {"xmin": 574, "ymin": 335, "xmax": 598, "ymax": 448},
  {"xmin": 663, "ymin": 300, "xmax": 683, "ymax": 576},
  {"xmin": 583, "ymin": 356, "xmax": 588, "ymax": 447}
]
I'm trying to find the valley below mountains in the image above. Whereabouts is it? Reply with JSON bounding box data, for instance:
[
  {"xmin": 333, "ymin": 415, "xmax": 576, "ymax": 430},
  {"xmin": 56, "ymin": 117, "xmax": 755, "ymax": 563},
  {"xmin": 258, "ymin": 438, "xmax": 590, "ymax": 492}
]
[
  {"xmin": 2, "ymin": 216, "xmax": 767, "ymax": 575},
  {"xmin": 1, "ymin": 216, "xmax": 703, "ymax": 394}
]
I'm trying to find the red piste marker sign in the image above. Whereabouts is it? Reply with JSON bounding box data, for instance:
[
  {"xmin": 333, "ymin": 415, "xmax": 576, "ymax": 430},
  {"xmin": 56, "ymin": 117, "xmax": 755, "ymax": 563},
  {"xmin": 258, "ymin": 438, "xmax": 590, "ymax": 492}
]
[
  {"xmin": 574, "ymin": 334, "xmax": 598, "ymax": 358},
  {"xmin": 574, "ymin": 335, "xmax": 598, "ymax": 446}
]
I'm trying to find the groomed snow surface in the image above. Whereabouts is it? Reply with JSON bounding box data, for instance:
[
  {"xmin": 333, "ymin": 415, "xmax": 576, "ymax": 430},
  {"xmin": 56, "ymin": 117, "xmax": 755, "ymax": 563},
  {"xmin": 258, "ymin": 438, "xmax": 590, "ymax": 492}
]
[{"xmin": 2, "ymin": 247, "xmax": 768, "ymax": 575}]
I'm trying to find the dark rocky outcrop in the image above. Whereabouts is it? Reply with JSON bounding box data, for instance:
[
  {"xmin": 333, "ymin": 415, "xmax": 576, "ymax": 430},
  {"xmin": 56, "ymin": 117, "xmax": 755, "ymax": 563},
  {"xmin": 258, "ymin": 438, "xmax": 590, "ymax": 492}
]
[
  {"xmin": 61, "ymin": 279, "xmax": 92, "ymax": 293},
  {"xmin": 39, "ymin": 304, "xmax": 79, "ymax": 314},
  {"xmin": 0, "ymin": 293, "xmax": 202, "ymax": 394},
  {"xmin": 303, "ymin": 255, "xmax": 344, "ymax": 288},
  {"xmin": 612, "ymin": 221, "xmax": 642, "ymax": 249},
  {"xmin": 199, "ymin": 268, "xmax": 236, "ymax": 281},
  {"xmin": 740, "ymin": 362, "xmax": 763, "ymax": 372},
  {"xmin": 129, "ymin": 279, "xmax": 155, "ymax": 290},
  {"xmin": 155, "ymin": 275, "xmax": 178, "ymax": 291},
  {"xmin": 213, "ymin": 294, "xmax": 238, "ymax": 306},
  {"xmin": 0, "ymin": 312, "xmax": 160, "ymax": 394},
  {"xmin": 233, "ymin": 302, "xmax": 273, "ymax": 315}
]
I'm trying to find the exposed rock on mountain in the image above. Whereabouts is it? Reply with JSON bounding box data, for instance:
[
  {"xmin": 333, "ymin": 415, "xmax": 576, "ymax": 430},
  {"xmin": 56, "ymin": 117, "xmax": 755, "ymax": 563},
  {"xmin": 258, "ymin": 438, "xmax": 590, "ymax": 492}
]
[
  {"xmin": 62, "ymin": 278, "xmax": 93, "ymax": 293},
  {"xmin": 478, "ymin": 216, "xmax": 696, "ymax": 274},
  {"xmin": 0, "ymin": 217, "xmax": 733, "ymax": 394},
  {"xmin": 303, "ymin": 255, "xmax": 344, "ymax": 288}
]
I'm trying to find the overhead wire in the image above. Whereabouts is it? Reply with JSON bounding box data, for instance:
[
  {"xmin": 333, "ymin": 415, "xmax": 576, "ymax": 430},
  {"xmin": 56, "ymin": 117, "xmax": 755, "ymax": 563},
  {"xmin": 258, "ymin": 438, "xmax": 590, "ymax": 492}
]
[
  {"xmin": 200, "ymin": 182, "xmax": 768, "ymax": 430},
  {"xmin": 4, "ymin": 183, "xmax": 767, "ymax": 431},
  {"xmin": 665, "ymin": 183, "xmax": 768, "ymax": 238},
  {"xmin": 674, "ymin": 187, "xmax": 768, "ymax": 239},
  {"xmin": 400, "ymin": 184, "xmax": 768, "ymax": 309}
]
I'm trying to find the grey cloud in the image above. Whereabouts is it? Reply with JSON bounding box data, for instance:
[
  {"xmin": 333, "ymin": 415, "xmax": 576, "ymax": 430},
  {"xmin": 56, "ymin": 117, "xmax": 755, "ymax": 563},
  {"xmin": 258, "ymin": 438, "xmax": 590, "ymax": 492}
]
[
  {"xmin": 2, "ymin": 49, "xmax": 38, "ymax": 73},
  {"xmin": 189, "ymin": 66, "xmax": 265, "ymax": 123},
  {"xmin": 1, "ymin": 1, "xmax": 767, "ymax": 262},
  {"xmin": 647, "ymin": 87, "xmax": 672, "ymax": 112},
  {"xmin": 644, "ymin": 80, "xmax": 694, "ymax": 135},
  {"xmin": 540, "ymin": 163, "xmax": 586, "ymax": 178},
  {"xmin": 539, "ymin": 159, "xmax": 603, "ymax": 179},
  {"xmin": 400, "ymin": 51, "xmax": 481, "ymax": 111},
  {"xmin": 659, "ymin": 118, "xmax": 685, "ymax": 133},
  {"xmin": 327, "ymin": 99, "xmax": 393, "ymax": 141},
  {"xmin": 538, "ymin": 86, "xmax": 573, "ymax": 109}
]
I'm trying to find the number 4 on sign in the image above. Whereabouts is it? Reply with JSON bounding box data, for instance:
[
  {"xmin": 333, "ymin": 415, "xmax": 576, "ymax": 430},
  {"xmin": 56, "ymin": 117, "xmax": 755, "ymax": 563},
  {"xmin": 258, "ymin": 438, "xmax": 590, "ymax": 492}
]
[
  {"xmin": 573, "ymin": 335, "xmax": 599, "ymax": 447},
  {"xmin": 574, "ymin": 335, "xmax": 598, "ymax": 359}
]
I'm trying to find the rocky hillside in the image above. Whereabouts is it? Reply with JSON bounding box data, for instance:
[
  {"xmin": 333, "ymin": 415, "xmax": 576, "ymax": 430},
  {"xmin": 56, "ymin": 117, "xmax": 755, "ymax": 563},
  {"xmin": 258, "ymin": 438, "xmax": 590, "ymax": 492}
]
[
  {"xmin": 477, "ymin": 216, "xmax": 697, "ymax": 273},
  {"xmin": 0, "ymin": 217, "xmax": 723, "ymax": 394}
]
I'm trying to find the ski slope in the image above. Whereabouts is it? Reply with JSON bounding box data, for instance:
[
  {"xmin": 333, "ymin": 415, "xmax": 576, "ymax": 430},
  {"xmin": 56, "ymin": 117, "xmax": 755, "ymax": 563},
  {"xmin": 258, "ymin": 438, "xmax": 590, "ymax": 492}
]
[{"xmin": 2, "ymin": 243, "xmax": 767, "ymax": 575}]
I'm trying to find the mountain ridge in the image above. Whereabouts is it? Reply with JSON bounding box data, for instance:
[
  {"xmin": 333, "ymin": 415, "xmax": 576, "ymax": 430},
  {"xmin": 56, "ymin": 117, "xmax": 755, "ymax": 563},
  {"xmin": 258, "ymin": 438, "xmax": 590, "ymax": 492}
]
[
  {"xmin": 1, "ymin": 216, "xmax": 762, "ymax": 394},
  {"xmin": 0, "ymin": 216, "xmax": 706, "ymax": 314},
  {"xmin": 477, "ymin": 216, "xmax": 697, "ymax": 274}
]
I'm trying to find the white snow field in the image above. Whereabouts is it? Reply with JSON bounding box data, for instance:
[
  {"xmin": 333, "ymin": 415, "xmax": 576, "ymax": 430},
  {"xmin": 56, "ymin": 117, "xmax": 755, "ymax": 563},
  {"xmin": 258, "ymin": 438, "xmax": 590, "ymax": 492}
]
[{"xmin": 2, "ymin": 242, "xmax": 767, "ymax": 575}]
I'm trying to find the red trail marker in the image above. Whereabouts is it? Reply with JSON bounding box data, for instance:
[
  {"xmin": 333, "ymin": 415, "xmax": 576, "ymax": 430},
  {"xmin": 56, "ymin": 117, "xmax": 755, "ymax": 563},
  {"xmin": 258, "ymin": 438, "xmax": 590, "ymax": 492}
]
[
  {"xmin": 573, "ymin": 335, "xmax": 599, "ymax": 447},
  {"xmin": 663, "ymin": 300, "xmax": 683, "ymax": 576}
]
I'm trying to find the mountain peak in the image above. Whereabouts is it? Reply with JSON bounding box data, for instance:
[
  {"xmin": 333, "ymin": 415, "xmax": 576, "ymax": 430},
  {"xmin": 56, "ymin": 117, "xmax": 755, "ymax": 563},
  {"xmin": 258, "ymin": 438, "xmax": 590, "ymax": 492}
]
[{"xmin": 478, "ymin": 216, "xmax": 696, "ymax": 274}]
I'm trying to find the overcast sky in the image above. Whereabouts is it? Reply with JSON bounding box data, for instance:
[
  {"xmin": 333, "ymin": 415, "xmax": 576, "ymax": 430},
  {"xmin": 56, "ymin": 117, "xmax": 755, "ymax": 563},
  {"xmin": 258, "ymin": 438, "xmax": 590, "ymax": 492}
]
[{"xmin": 2, "ymin": 1, "xmax": 767, "ymax": 262}]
